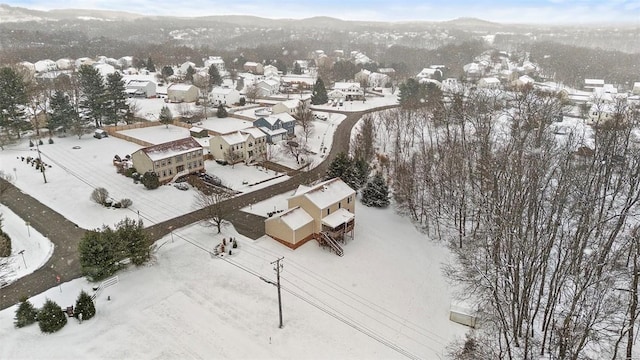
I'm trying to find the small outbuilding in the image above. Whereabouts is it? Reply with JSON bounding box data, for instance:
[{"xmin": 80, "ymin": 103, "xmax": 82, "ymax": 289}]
[{"xmin": 190, "ymin": 127, "xmax": 208, "ymax": 138}]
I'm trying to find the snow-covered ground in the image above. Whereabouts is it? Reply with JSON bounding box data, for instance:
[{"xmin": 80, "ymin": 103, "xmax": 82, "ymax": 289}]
[
  {"xmin": 311, "ymin": 92, "xmax": 399, "ymax": 113},
  {"xmin": 0, "ymin": 204, "xmax": 54, "ymax": 285},
  {"xmin": 0, "ymin": 201, "xmax": 466, "ymax": 359}
]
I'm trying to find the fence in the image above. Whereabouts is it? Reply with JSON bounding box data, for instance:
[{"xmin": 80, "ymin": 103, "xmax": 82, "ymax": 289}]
[{"xmin": 91, "ymin": 275, "xmax": 119, "ymax": 301}]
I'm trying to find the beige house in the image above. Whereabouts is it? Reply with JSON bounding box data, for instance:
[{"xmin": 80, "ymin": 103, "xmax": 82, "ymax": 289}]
[
  {"xmin": 271, "ymin": 99, "xmax": 301, "ymax": 116},
  {"xmin": 265, "ymin": 178, "xmax": 356, "ymax": 252},
  {"xmin": 167, "ymin": 84, "xmax": 199, "ymax": 103},
  {"xmin": 244, "ymin": 61, "xmax": 264, "ymax": 75},
  {"xmin": 131, "ymin": 137, "xmax": 204, "ymax": 184},
  {"xmin": 209, "ymin": 127, "xmax": 267, "ymax": 164}
]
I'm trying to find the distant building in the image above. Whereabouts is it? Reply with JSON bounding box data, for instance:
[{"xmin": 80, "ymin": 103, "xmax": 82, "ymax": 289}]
[
  {"xmin": 209, "ymin": 127, "xmax": 267, "ymax": 164},
  {"xmin": 209, "ymin": 86, "xmax": 241, "ymax": 106},
  {"xmin": 244, "ymin": 62, "xmax": 264, "ymax": 75},
  {"xmin": 167, "ymin": 84, "xmax": 199, "ymax": 103},
  {"xmin": 253, "ymin": 113, "xmax": 296, "ymax": 143},
  {"xmin": 584, "ymin": 79, "xmax": 605, "ymax": 90},
  {"xmin": 126, "ymin": 80, "xmax": 157, "ymax": 98}
]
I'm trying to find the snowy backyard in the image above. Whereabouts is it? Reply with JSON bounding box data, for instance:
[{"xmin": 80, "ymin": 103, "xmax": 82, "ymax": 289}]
[{"xmin": 0, "ymin": 199, "xmax": 467, "ymax": 359}]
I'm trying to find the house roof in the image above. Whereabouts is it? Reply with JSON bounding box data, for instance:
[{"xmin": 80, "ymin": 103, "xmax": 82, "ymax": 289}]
[
  {"xmin": 168, "ymin": 83, "xmax": 195, "ymax": 92},
  {"xmin": 189, "ymin": 126, "xmax": 205, "ymax": 132},
  {"xmin": 244, "ymin": 61, "xmax": 260, "ymax": 67},
  {"xmin": 139, "ymin": 137, "xmax": 202, "ymax": 161},
  {"xmin": 275, "ymin": 99, "xmax": 300, "ymax": 110},
  {"xmin": 290, "ymin": 178, "xmax": 355, "ymax": 209},
  {"xmin": 585, "ymin": 79, "xmax": 605, "ymax": 85},
  {"xmin": 240, "ymin": 127, "xmax": 266, "ymax": 139},
  {"xmin": 322, "ymin": 208, "xmax": 355, "ymax": 228},
  {"xmin": 127, "ymin": 79, "xmax": 154, "ymax": 87},
  {"xmin": 220, "ymin": 131, "xmax": 249, "ymax": 145},
  {"xmin": 258, "ymin": 126, "xmax": 288, "ymax": 137},
  {"xmin": 257, "ymin": 113, "xmax": 296, "ymax": 126},
  {"xmin": 417, "ymin": 68, "xmax": 437, "ymax": 77},
  {"xmin": 480, "ymin": 77, "xmax": 500, "ymax": 84},
  {"xmin": 267, "ymin": 206, "xmax": 314, "ymax": 230},
  {"xmin": 211, "ymin": 86, "xmax": 237, "ymax": 95},
  {"xmin": 333, "ymin": 82, "xmax": 361, "ymax": 91}
]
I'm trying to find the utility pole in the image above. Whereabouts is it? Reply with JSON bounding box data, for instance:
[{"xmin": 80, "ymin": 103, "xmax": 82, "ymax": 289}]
[{"xmin": 260, "ymin": 257, "xmax": 284, "ymax": 329}]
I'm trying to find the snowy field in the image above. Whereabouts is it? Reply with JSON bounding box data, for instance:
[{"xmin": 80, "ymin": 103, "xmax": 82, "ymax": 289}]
[
  {"xmin": 0, "ymin": 202, "xmax": 467, "ymax": 359},
  {"xmin": 0, "ymin": 205, "xmax": 54, "ymax": 285}
]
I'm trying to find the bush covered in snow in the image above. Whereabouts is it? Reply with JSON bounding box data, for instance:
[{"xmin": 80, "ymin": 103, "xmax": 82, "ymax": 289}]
[
  {"xmin": 75, "ymin": 290, "xmax": 96, "ymax": 321},
  {"xmin": 120, "ymin": 198, "xmax": 133, "ymax": 208},
  {"xmin": 90, "ymin": 187, "xmax": 109, "ymax": 206}
]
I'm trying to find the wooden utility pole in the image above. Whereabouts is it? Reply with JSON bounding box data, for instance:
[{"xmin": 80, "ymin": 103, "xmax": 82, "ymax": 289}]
[{"xmin": 261, "ymin": 257, "xmax": 284, "ymax": 329}]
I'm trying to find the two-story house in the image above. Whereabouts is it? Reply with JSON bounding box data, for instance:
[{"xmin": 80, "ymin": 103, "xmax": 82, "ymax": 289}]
[
  {"xmin": 265, "ymin": 178, "xmax": 356, "ymax": 250},
  {"xmin": 253, "ymin": 113, "xmax": 296, "ymax": 143},
  {"xmin": 131, "ymin": 137, "xmax": 204, "ymax": 184},
  {"xmin": 209, "ymin": 127, "xmax": 268, "ymax": 164},
  {"xmin": 209, "ymin": 86, "xmax": 241, "ymax": 106},
  {"xmin": 331, "ymin": 82, "xmax": 363, "ymax": 101}
]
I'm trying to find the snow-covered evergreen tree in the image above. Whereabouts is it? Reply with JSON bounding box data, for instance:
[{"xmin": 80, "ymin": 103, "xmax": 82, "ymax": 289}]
[
  {"xmin": 14, "ymin": 298, "xmax": 38, "ymax": 328},
  {"xmin": 75, "ymin": 290, "xmax": 96, "ymax": 321},
  {"xmin": 361, "ymin": 173, "xmax": 390, "ymax": 207},
  {"xmin": 38, "ymin": 299, "xmax": 67, "ymax": 333}
]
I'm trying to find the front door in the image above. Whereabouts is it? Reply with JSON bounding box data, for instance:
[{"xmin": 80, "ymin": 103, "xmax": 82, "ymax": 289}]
[{"xmin": 176, "ymin": 165, "xmax": 185, "ymax": 173}]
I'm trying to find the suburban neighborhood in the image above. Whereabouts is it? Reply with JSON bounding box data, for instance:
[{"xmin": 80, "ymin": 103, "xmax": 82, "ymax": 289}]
[{"xmin": 1, "ymin": 2, "xmax": 640, "ymax": 359}]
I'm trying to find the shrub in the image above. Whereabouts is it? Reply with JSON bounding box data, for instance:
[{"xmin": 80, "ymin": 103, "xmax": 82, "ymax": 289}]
[
  {"xmin": 124, "ymin": 167, "xmax": 137, "ymax": 178},
  {"xmin": 14, "ymin": 299, "xmax": 38, "ymax": 328},
  {"xmin": 38, "ymin": 139, "xmax": 43, "ymax": 145},
  {"xmin": 112, "ymin": 202, "xmax": 122, "ymax": 208},
  {"xmin": 141, "ymin": 171, "xmax": 160, "ymax": 190},
  {"xmin": 38, "ymin": 299, "xmax": 67, "ymax": 333},
  {"xmin": 29, "ymin": 140, "xmax": 34, "ymax": 147},
  {"xmin": 48, "ymin": 138, "xmax": 54, "ymax": 144},
  {"xmin": 120, "ymin": 198, "xmax": 133, "ymax": 208},
  {"xmin": 239, "ymin": 97, "xmax": 246, "ymax": 106},
  {"xmin": 74, "ymin": 290, "xmax": 96, "ymax": 321},
  {"xmin": 0, "ymin": 230, "xmax": 11, "ymax": 257},
  {"xmin": 90, "ymin": 187, "xmax": 109, "ymax": 206},
  {"xmin": 232, "ymin": 239, "xmax": 238, "ymax": 248}
]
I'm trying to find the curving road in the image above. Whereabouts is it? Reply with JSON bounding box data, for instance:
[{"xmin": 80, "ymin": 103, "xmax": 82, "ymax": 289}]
[{"xmin": 0, "ymin": 105, "xmax": 397, "ymax": 311}]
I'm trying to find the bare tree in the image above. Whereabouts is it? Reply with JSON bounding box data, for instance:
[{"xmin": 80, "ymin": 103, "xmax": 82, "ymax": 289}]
[
  {"xmin": 194, "ymin": 187, "xmax": 233, "ymax": 234},
  {"xmin": 245, "ymin": 84, "xmax": 260, "ymax": 104},
  {"xmin": 295, "ymin": 101, "xmax": 314, "ymax": 143}
]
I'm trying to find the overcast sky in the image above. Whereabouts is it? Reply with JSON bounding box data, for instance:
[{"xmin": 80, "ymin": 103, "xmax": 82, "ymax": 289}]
[{"xmin": 5, "ymin": 0, "xmax": 640, "ymax": 24}]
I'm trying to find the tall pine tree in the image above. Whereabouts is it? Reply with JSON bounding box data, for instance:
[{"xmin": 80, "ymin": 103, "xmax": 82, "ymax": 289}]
[
  {"xmin": 0, "ymin": 67, "xmax": 29, "ymax": 139},
  {"xmin": 361, "ymin": 172, "xmax": 390, "ymax": 207},
  {"xmin": 208, "ymin": 65, "xmax": 222, "ymax": 87},
  {"xmin": 38, "ymin": 299, "xmax": 67, "ymax": 333},
  {"xmin": 311, "ymin": 78, "xmax": 328, "ymax": 105},
  {"xmin": 78, "ymin": 65, "xmax": 105, "ymax": 128},
  {"xmin": 103, "ymin": 72, "xmax": 128, "ymax": 126},
  {"xmin": 48, "ymin": 90, "xmax": 76, "ymax": 133}
]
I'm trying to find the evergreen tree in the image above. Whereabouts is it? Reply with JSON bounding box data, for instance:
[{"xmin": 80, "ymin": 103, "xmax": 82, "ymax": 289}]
[
  {"xmin": 146, "ymin": 57, "xmax": 156, "ymax": 72},
  {"xmin": 75, "ymin": 290, "xmax": 96, "ymax": 321},
  {"xmin": 185, "ymin": 66, "xmax": 195, "ymax": 82},
  {"xmin": 14, "ymin": 298, "xmax": 38, "ymax": 328},
  {"xmin": 293, "ymin": 62, "xmax": 302, "ymax": 75},
  {"xmin": 78, "ymin": 227, "xmax": 120, "ymax": 281},
  {"xmin": 274, "ymin": 59, "xmax": 287, "ymax": 75},
  {"xmin": 78, "ymin": 64, "xmax": 106, "ymax": 128},
  {"xmin": 216, "ymin": 104, "xmax": 228, "ymax": 118},
  {"xmin": 141, "ymin": 171, "xmax": 160, "ymax": 189},
  {"xmin": 161, "ymin": 66, "xmax": 174, "ymax": 81},
  {"xmin": 0, "ymin": 67, "xmax": 29, "ymax": 139},
  {"xmin": 48, "ymin": 90, "xmax": 76, "ymax": 134},
  {"xmin": 38, "ymin": 299, "xmax": 67, "ymax": 333},
  {"xmin": 361, "ymin": 173, "xmax": 390, "ymax": 207},
  {"xmin": 311, "ymin": 78, "xmax": 328, "ymax": 105},
  {"xmin": 103, "ymin": 72, "xmax": 128, "ymax": 126},
  {"xmin": 116, "ymin": 217, "xmax": 150, "ymax": 266},
  {"xmin": 208, "ymin": 65, "xmax": 222, "ymax": 87},
  {"xmin": 159, "ymin": 106, "xmax": 173, "ymax": 128},
  {"xmin": 350, "ymin": 157, "xmax": 370, "ymax": 190},
  {"xmin": 326, "ymin": 152, "xmax": 352, "ymax": 180}
]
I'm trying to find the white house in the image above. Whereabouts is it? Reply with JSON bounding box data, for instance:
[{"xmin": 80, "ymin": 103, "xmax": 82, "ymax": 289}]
[
  {"xmin": 167, "ymin": 84, "xmax": 199, "ymax": 103},
  {"xmin": 117, "ymin": 56, "xmax": 134, "ymax": 69},
  {"xmin": 263, "ymin": 64, "xmax": 279, "ymax": 78},
  {"xmin": 271, "ymin": 99, "xmax": 301, "ymax": 116},
  {"xmin": 416, "ymin": 68, "xmax": 441, "ymax": 80},
  {"xmin": 244, "ymin": 62, "xmax": 264, "ymax": 75},
  {"xmin": 633, "ymin": 82, "xmax": 640, "ymax": 95},
  {"xmin": 131, "ymin": 137, "xmax": 204, "ymax": 184},
  {"xmin": 126, "ymin": 79, "xmax": 157, "ymax": 98},
  {"xmin": 179, "ymin": 61, "xmax": 196, "ymax": 75},
  {"xmin": 257, "ymin": 79, "xmax": 280, "ymax": 97},
  {"xmin": 209, "ymin": 86, "xmax": 241, "ymax": 106},
  {"xmin": 204, "ymin": 56, "xmax": 226, "ymax": 74},
  {"xmin": 587, "ymin": 103, "xmax": 618, "ymax": 126},
  {"xmin": 209, "ymin": 127, "xmax": 267, "ymax": 164},
  {"xmin": 368, "ymin": 72, "xmax": 389, "ymax": 88},
  {"xmin": 93, "ymin": 63, "xmax": 116, "ymax": 78},
  {"xmin": 332, "ymin": 82, "xmax": 363, "ymax": 100},
  {"xmin": 584, "ymin": 79, "xmax": 605, "ymax": 90},
  {"xmin": 55, "ymin": 58, "xmax": 74, "ymax": 70},
  {"xmin": 478, "ymin": 77, "xmax": 501, "ymax": 89},
  {"xmin": 75, "ymin": 57, "xmax": 95, "ymax": 68},
  {"xmin": 34, "ymin": 59, "xmax": 57, "ymax": 73}
]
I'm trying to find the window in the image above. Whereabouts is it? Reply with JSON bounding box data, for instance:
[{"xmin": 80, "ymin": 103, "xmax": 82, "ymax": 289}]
[
  {"xmin": 162, "ymin": 170, "xmax": 166, "ymax": 177},
  {"xmin": 338, "ymin": 202, "xmax": 341, "ymax": 209},
  {"xmin": 161, "ymin": 160, "xmax": 166, "ymax": 166},
  {"xmin": 167, "ymin": 158, "xmax": 172, "ymax": 165},
  {"xmin": 199, "ymin": 160, "xmax": 203, "ymax": 166},
  {"xmin": 347, "ymin": 196, "xmax": 351, "ymax": 204},
  {"xmin": 176, "ymin": 155, "xmax": 183, "ymax": 162},
  {"xmin": 220, "ymin": 144, "xmax": 223, "ymax": 150},
  {"xmin": 169, "ymin": 169, "xmax": 172, "ymax": 175},
  {"xmin": 326, "ymin": 208, "xmax": 330, "ymax": 215},
  {"xmin": 154, "ymin": 161, "xmax": 159, "ymax": 168}
]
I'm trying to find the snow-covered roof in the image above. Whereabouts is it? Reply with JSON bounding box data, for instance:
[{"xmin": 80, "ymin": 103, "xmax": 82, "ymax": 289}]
[
  {"xmin": 260, "ymin": 79, "xmax": 279, "ymax": 87},
  {"xmin": 585, "ymin": 79, "xmax": 605, "ymax": 86},
  {"xmin": 189, "ymin": 126, "xmax": 205, "ymax": 133},
  {"xmin": 258, "ymin": 126, "xmax": 288, "ymax": 137},
  {"xmin": 290, "ymin": 178, "xmax": 355, "ymax": 209},
  {"xmin": 211, "ymin": 86, "xmax": 236, "ymax": 95},
  {"xmin": 276, "ymin": 99, "xmax": 301, "ymax": 110},
  {"xmin": 168, "ymin": 83, "xmax": 195, "ymax": 92},
  {"xmin": 221, "ymin": 131, "xmax": 249, "ymax": 145},
  {"xmin": 417, "ymin": 68, "xmax": 437, "ymax": 78},
  {"xmin": 127, "ymin": 79, "xmax": 154, "ymax": 87},
  {"xmin": 269, "ymin": 206, "xmax": 314, "ymax": 230},
  {"xmin": 322, "ymin": 208, "xmax": 355, "ymax": 228},
  {"xmin": 244, "ymin": 61, "xmax": 259, "ymax": 67},
  {"xmin": 480, "ymin": 77, "xmax": 500, "ymax": 84},
  {"xmin": 333, "ymin": 82, "xmax": 361, "ymax": 91},
  {"xmin": 240, "ymin": 127, "xmax": 266, "ymax": 139},
  {"xmin": 138, "ymin": 137, "xmax": 202, "ymax": 161}
]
